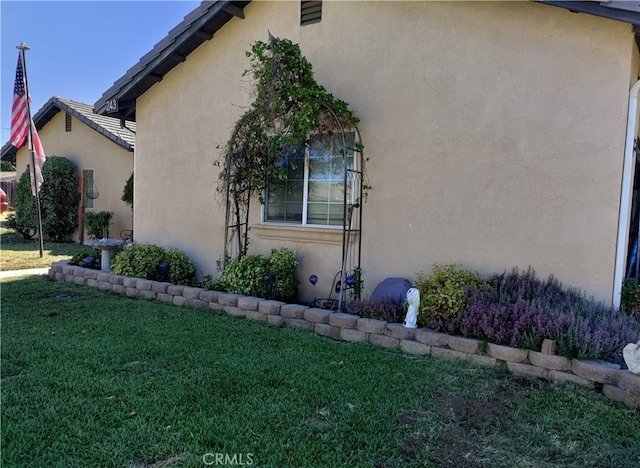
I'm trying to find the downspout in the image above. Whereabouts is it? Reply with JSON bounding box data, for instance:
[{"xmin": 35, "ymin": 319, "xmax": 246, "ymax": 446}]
[{"xmin": 613, "ymin": 79, "xmax": 640, "ymax": 309}]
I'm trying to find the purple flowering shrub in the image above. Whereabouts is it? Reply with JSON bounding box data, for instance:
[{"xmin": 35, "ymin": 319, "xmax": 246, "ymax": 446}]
[
  {"xmin": 346, "ymin": 297, "xmax": 406, "ymax": 323},
  {"xmin": 457, "ymin": 268, "xmax": 640, "ymax": 364}
]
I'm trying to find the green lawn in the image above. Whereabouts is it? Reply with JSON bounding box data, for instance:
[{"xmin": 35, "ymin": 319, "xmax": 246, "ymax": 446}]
[
  {"xmin": 2, "ymin": 276, "xmax": 639, "ymax": 467},
  {"xmin": 0, "ymin": 211, "xmax": 88, "ymax": 270}
]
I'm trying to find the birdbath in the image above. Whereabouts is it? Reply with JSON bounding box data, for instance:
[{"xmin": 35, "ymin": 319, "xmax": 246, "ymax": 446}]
[{"xmin": 84, "ymin": 238, "xmax": 124, "ymax": 272}]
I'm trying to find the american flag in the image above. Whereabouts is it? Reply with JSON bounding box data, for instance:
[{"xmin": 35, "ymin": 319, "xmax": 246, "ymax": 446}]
[
  {"xmin": 11, "ymin": 52, "xmax": 46, "ymax": 194},
  {"xmin": 10, "ymin": 54, "xmax": 29, "ymax": 148}
]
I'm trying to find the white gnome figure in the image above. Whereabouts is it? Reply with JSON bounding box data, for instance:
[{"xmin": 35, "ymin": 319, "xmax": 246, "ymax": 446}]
[
  {"xmin": 404, "ymin": 287, "xmax": 420, "ymax": 329},
  {"xmin": 623, "ymin": 341, "xmax": 640, "ymax": 374}
]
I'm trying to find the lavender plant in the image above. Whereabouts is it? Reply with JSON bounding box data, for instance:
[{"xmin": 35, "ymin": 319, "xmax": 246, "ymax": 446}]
[
  {"xmin": 458, "ymin": 268, "xmax": 640, "ymax": 364},
  {"xmin": 346, "ymin": 297, "xmax": 406, "ymax": 323}
]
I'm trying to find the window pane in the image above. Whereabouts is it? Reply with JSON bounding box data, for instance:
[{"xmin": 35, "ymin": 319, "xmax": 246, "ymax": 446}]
[
  {"xmin": 265, "ymin": 144, "xmax": 304, "ymax": 223},
  {"xmin": 308, "ymin": 180, "xmax": 330, "ymax": 202},
  {"xmin": 328, "ymin": 203, "xmax": 346, "ymax": 225},
  {"xmin": 307, "ymin": 203, "xmax": 328, "ymax": 225},
  {"xmin": 305, "ymin": 132, "xmax": 355, "ymax": 226}
]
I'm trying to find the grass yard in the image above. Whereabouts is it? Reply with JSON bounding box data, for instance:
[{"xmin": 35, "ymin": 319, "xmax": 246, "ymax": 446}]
[
  {"xmin": 0, "ymin": 211, "xmax": 88, "ymax": 270},
  {"xmin": 1, "ymin": 276, "xmax": 639, "ymax": 467}
]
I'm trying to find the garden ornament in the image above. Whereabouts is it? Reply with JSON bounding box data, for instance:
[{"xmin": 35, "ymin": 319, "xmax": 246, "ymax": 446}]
[
  {"xmin": 404, "ymin": 287, "xmax": 419, "ymax": 329},
  {"xmin": 623, "ymin": 340, "xmax": 640, "ymax": 374}
]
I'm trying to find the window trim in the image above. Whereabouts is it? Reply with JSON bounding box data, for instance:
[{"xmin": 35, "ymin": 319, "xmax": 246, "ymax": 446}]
[{"xmin": 253, "ymin": 224, "xmax": 359, "ymax": 245}]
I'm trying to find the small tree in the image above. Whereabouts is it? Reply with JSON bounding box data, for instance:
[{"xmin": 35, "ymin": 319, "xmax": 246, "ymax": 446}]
[
  {"xmin": 7, "ymin": 167, "xmax": 37, "ymax": 239},
  {"xmin": 0, "ymin": 161, "xmax": 16, "ymax": 171},
  {"xmin": 40, "ymin": 156, "xmax": 80, "ymax": 241},
  {"xmin": 122, "ymin": 172, "xmax": 133, "ymax": 208},
  {"xmin": 85, "ymin": 211, "xmax": 113, "ymax": 238}
]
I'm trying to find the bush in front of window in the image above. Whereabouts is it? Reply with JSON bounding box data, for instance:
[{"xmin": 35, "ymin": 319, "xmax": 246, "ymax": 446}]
[
  {"xmin": 268, "ymin": 247, "xmax": 299, "ymax": 303},
  {"xmin": 39, "ymin": 156, "xmax": 80, "ymax": 241},
  {"xmin": 217, "ymin": 255, "xmax": 270, "ymax": 298},
  {"xmin": 215, "ymin": 248, "xmax": 298, "ymax": 302},
  {"xmin": 10, "ymin": 156, "xmax": 80, "ymax": 241}
]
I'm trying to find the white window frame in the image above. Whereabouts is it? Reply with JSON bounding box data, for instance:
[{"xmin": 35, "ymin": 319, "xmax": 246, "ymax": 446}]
[{"xmin": 262, "ymin": 131, "xmax": 359, "ymax": 229}]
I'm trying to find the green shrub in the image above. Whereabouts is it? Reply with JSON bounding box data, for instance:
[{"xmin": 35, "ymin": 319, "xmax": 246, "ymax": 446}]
[
  {"xmin": 166, "ymin": 249, "xmax": 197, "ymax": 286},
  {"xmin": 122, "ymin": 172, "xmax": 133, "ymax": 207},
  {"xmin": 84, "ymin": 211, "xmax": 113, "ymax": 239},
  {"xmin": 40, "ymin": 156, "xmax": 80, "ymax": 241},
  {"xmin": 268, "ymin": 247, "xmax": 298, "ymax": 302},
  {"xmin": 217, "ymin": 255, "xmax": 270, "ymax": 298},
  {"xmin": 621, "ymin": 278, "xmax": 640, "ymax": 317},
  {"xmin": 0, "ymin": 161, "xmax": 15, "ymax": 171},
  {"xmin": 112, "ymin": 244, "xmax": 165, "ymax": 280},
  {"xmin": 69, "ymin": 247, "xmax": 101, "ymax": 265},
  {"xmin": 414, "ymin": 264, "xmax": 481, "ymax": 327},
  {"xmin": 216, "ymin": 248, "xmax": 298, "ymax": 301},
  {"xmin": 111, "ymin": 243, "xmax": 196, "ymax": 285},
  {"xmin": 8, "ymin": 169, "xmax": 37, "ymax": 239}
]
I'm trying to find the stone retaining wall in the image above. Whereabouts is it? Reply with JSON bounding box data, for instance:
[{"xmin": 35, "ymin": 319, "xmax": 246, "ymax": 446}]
[{"xmin": 49, "ymin": 261, "xmax": 640, "ymax": 408}]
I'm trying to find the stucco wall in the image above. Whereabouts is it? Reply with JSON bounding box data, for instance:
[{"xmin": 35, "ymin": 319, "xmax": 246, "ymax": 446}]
[
  {"xmin": 135, "ymin": 1, "xmax": 637, "ymax": 304},
  {"xmin": 15, "ymin": 111, "xmax": 133, "ymax": 241}
]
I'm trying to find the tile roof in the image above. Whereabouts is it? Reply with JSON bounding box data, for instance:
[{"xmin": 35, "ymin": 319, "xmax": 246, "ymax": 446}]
[{"xmin": 1, "ymin": 97, "xmax": 136, "ymax": 161}]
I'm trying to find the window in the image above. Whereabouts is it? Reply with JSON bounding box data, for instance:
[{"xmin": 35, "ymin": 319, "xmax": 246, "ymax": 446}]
[
  {"xmin": 65, "ymin": 112, "xmax": 72, "ymax": 132},
  {"xmin": 84, "ymin": 169, "xmax": 94, "ymax": 209},
  {"xmin": 301, "ymin": 1, "xmax": 322, "ymax": 26},
  {"xmin": 265, "ymin": 132, "xmax": 356, "ymax": 227}
]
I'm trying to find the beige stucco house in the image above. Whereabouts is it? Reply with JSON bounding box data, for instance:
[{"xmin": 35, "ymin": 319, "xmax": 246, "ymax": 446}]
[
  {"xmin": 1, "ymin": 97, "xmax": 135, "ymax": 242},
  {"xmin": 95, "ymin": 0, "xmax": 640, "ymax": 308}
]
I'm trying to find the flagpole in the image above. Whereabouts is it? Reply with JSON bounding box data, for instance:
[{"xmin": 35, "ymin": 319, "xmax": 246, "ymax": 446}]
[{"xmin": 17, "ymin": 42, "xmax": 44, "ymax": 258}]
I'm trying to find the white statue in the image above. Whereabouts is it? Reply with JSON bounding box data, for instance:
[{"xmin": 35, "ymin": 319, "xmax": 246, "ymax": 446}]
[
  {"xmin": 403, "ymin": 287, "xmax": 419, "ymax": 329},
  {"xmin": 623, "ymin": 341, "xmax": 640, "ymax": 374}
]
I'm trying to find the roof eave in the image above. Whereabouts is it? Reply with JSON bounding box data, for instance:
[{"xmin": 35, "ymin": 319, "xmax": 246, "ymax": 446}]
[
  {"xmin": 1, "ymin": 97, "xmax": 136, "ymax": 161},
  {"xmin": 536, "ymin": 1, "xmax": 640, "ymax": 26},
  {"xmin": 94, "ymin": 1, "xmax": 249, "ymax": 120}
]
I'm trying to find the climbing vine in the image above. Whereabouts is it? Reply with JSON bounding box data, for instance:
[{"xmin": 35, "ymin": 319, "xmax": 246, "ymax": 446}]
[{"xmin": 218, "ymin": 33, "xmax": 363, "ymax": 261}]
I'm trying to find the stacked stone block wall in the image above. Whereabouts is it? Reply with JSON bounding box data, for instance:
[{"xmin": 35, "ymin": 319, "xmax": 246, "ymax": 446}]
[{"xmin": 49, "ymin": 261, "xmax": 640, "ymax": 408}]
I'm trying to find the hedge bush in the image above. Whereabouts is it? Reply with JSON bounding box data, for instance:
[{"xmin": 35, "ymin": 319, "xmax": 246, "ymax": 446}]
[
  {"xmin": 7, "ymin": 169, "xmax": 37, "ymax": 239},
  {"xmin": 111, "ymin": 244, "xmax": 196, "ymax": 286},
  {"xmin": 40, "ymin": 156, "xmax": 80, "ymax": 241},
  {"xmin": 215, "ymin": 248, "xmax": 298, "ymax": 302}
]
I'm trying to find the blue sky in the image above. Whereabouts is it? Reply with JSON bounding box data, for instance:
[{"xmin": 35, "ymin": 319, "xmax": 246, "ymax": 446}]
[{"xmin": 1, "ymin": 1, "xmax": 200, "ymax": 144}]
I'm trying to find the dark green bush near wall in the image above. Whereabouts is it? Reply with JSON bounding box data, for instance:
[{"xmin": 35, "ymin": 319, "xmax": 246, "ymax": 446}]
[
  {"xmin": 621, "ymin": 278, "xmax": 640, "ymax": 318},
  {"xmin": 7, "ymin": 168, "xmax": 37, "ymax": 239},
  {"xmin": 215, "ymin": 248, "xmax": 298, "ymax": 302},
  {"xmin": 84, "ymin": 211, "xmax": 113, "ymax": 239},
  {"xmin": 0, "ymin": 161, "xmax": 15, "ymax": 171},
  {"xmin": 10, "ymin": 159, "xmax": 80, "ymax": 241},
  {"xmin": 121, "ymin": 172, "xmax": 133, "ymax": 208},
  {"xmin": 40, "ymin": 156, "xmax": 80, "ymax": 241},
  {"xmin": 111, "ymin": 244, "xmax": 197, "ymax": 286}
]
